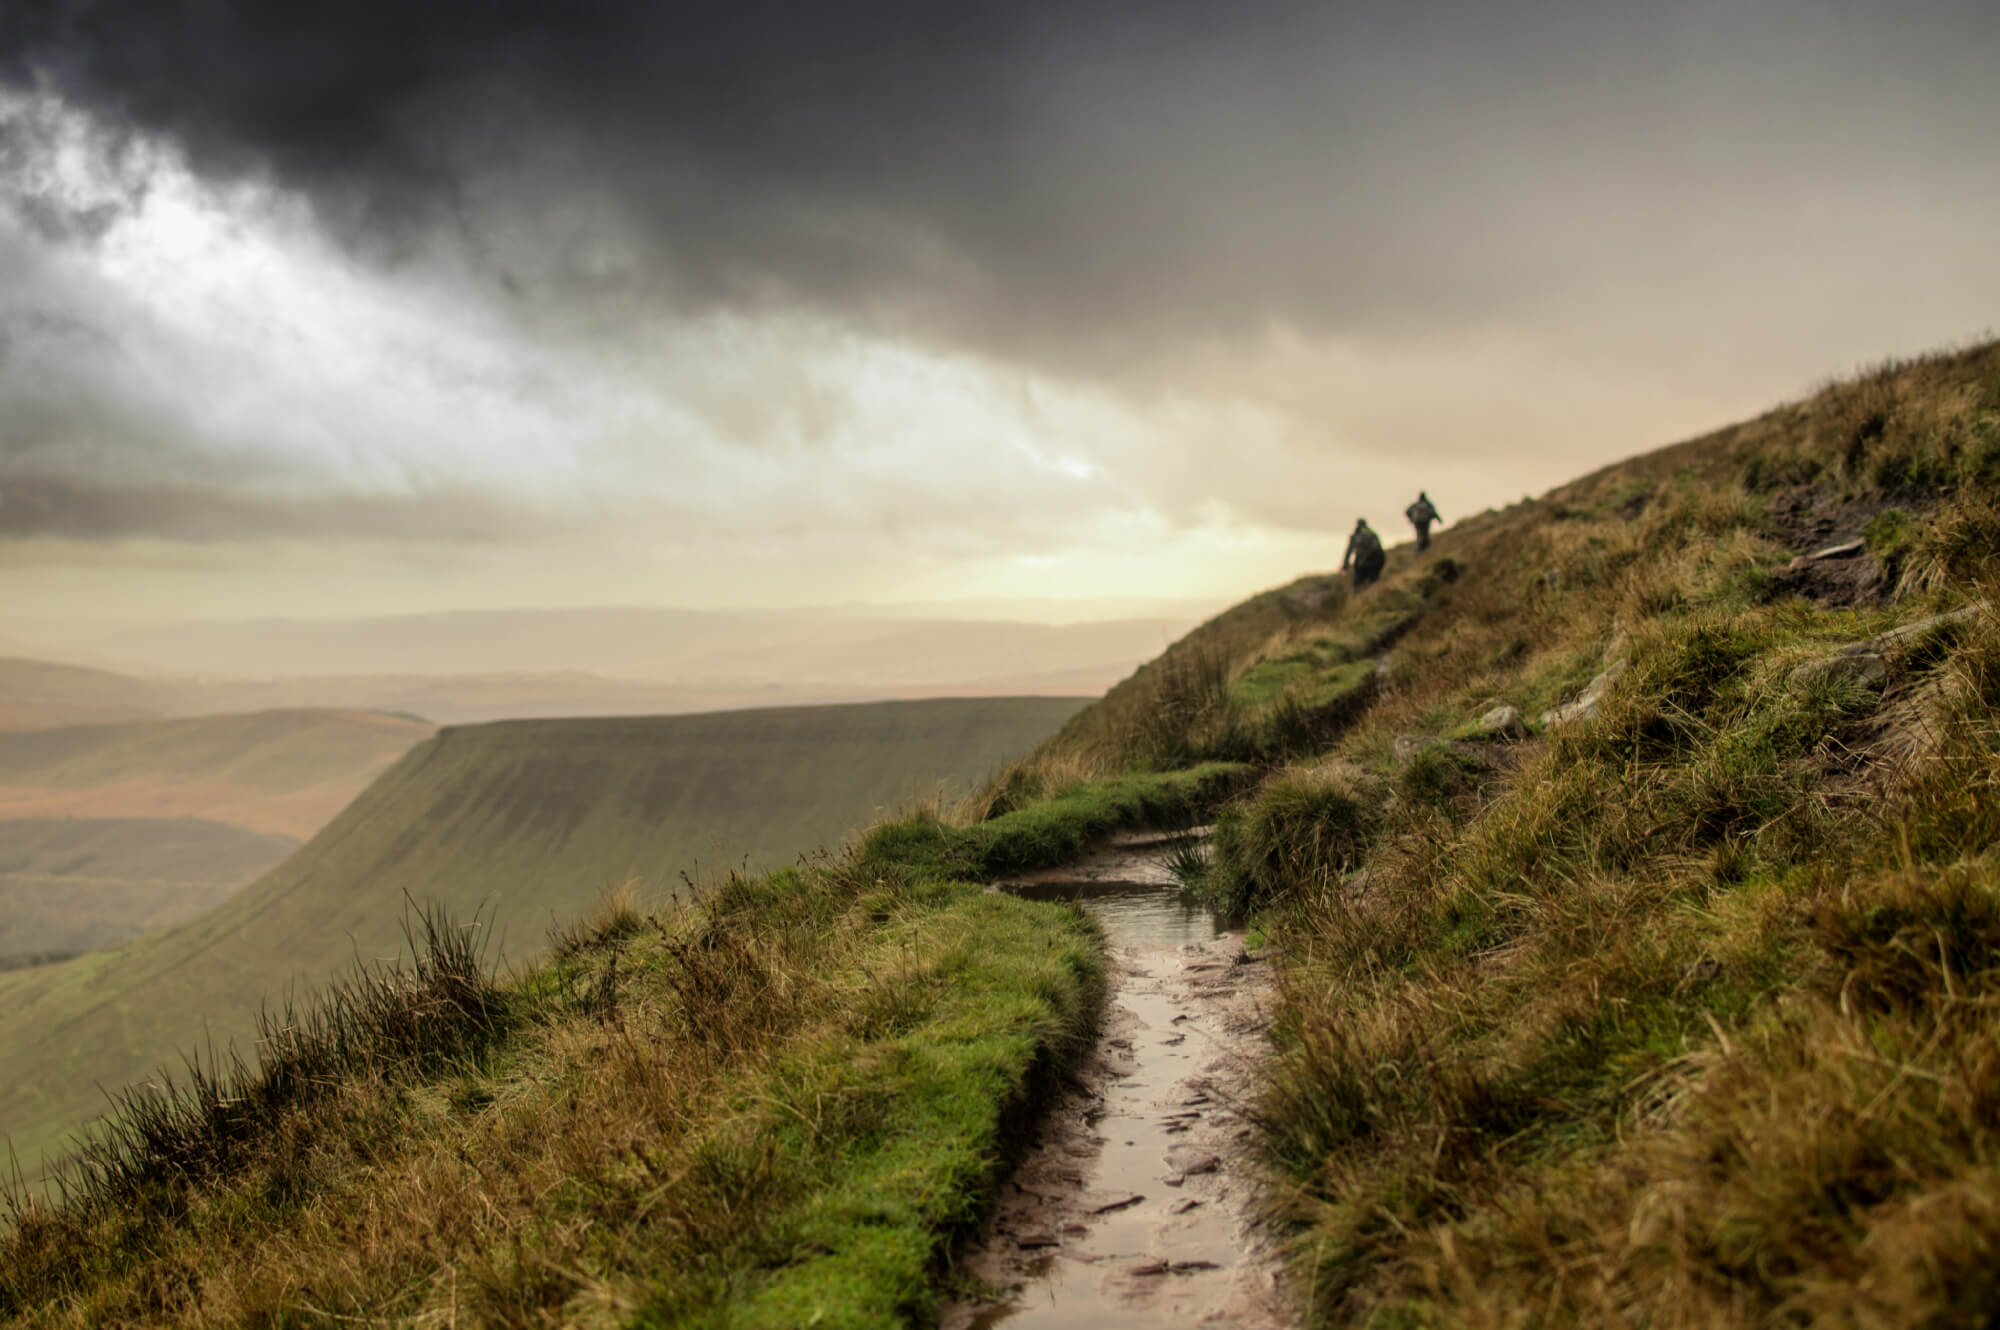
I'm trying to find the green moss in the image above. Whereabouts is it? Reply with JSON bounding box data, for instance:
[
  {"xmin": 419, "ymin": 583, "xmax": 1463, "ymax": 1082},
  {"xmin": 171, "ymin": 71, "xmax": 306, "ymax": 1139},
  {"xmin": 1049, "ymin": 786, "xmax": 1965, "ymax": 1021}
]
[{"xmin": 858, "ymin": 763, "xmax": 1252, "ymax": 882}]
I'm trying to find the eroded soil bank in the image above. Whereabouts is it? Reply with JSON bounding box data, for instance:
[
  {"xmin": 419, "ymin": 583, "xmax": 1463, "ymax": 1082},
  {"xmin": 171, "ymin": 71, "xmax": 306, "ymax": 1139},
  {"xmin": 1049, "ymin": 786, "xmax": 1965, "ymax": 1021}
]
[{"xmin": 942, "ymin": 834, "xmax": 1291, "ymax": 1329}]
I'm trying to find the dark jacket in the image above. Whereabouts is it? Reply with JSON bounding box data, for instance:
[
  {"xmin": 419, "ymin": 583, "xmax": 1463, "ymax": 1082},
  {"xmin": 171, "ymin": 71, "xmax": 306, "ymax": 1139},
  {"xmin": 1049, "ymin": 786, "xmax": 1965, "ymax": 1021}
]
[{"xmin": 1342, "ymin": 524, "xmax": 1383, "ymax": 570}]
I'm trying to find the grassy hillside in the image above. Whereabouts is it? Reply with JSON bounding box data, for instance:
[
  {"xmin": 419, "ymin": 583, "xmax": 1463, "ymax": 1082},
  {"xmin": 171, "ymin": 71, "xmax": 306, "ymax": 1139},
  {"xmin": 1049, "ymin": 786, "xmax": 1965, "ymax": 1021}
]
[
  {"xmin": 0, "ymin": 696, "xmax": 1084, "ymax": 1182},
  {"xmin": 8, "ymin": 341, "xmax": 2000, "ymax": 1326},
  {"xmin": 0, "ymin": 709, "xmax": 434, "ymax": 840},
  {"xmin": 0, "ymin": 818, "xmax": 298, "ymax": 962},
  {"xmin": 984, "ymin": 341, "xmax": 2000, "ymax": 1325}
]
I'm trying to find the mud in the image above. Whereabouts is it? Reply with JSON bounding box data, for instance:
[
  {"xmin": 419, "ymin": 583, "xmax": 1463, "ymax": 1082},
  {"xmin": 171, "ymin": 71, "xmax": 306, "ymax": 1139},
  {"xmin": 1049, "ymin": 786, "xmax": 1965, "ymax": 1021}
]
[{"xmin": 942, "ymin": 834, "xmax": 1290, "ymax": 1329}]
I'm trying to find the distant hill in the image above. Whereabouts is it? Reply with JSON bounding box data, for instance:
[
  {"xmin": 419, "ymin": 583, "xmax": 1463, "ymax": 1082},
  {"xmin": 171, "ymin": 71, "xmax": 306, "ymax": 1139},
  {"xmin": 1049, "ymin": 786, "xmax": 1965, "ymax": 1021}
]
[
  {"xmin": 0, "ymin": 817, "xmax": 298, "ymax": 959},
  {"xmin": 0, "ymin": 695, "xmax": 1086, "ymax": 1176},
  {"xmin": 0, "ymin": 709, "xmax": 435, "ymax": 840},
  {"xmin": 0, "ymin": 657, "xmax": 174, "ymax": 731}
]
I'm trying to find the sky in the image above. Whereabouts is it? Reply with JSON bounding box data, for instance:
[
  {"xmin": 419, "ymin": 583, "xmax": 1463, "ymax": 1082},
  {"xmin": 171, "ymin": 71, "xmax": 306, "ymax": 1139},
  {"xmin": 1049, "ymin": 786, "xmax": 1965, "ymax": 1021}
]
[{"xmin": 2, "ymin": 1, "xmax": 1997, "ymax": 631}]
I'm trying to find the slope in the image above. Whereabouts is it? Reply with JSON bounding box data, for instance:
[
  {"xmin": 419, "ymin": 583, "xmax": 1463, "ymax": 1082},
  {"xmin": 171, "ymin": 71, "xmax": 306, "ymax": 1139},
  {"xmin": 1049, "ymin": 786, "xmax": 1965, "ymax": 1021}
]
[
  {"xmin": 0, "ymin": 818, "xmax": 298, "ymax": 963},
  {"xmin": 973, "ymin": 340, "xmax": 2000, "ymax": 1326},
  {"xmin": 0, "ymin": 695, "xmax": 1086, "ymax": 1178},
  {"xmin": 11, "ymin": 343, "xmax": 2000, "ymax": 1326}
]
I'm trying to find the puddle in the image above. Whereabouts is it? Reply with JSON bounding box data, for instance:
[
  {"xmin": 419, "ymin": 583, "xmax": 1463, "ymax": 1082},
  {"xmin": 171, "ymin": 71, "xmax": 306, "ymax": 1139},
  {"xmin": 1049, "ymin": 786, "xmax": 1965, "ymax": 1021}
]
[{"xmin": 942, "ymin": 835, "xmax": 1290, "ymax": 1329}]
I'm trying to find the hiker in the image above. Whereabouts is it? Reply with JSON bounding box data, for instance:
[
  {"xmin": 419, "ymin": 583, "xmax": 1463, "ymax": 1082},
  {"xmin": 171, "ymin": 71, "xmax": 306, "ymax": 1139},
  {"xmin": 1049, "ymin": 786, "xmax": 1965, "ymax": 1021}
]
[
  {"xmin": 1405, "ymin": 491, "xmax": 1441, "ymax": 552},
  {"xmin": 1341, "ymin": 518, "xmax": 1385, "ymax": 591}
]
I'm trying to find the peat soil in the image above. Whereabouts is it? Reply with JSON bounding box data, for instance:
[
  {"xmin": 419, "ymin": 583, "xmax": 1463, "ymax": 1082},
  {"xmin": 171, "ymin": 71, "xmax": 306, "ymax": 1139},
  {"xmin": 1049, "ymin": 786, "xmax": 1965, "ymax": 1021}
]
[{"xmin": 942, "ymin": 832, "xmax": 1290, "ymax": 1329}]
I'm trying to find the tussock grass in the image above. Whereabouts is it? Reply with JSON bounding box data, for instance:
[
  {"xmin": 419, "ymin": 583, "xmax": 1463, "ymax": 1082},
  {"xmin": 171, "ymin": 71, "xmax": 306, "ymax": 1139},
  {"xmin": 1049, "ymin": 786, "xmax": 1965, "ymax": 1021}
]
[
  {"xmin": 1225, "ymin": 341, "xmax": 2000, "ymax": 1327},
  {"xmin": 1, "ymin": 857, "xmax": 1105, "ymax": 1326}
]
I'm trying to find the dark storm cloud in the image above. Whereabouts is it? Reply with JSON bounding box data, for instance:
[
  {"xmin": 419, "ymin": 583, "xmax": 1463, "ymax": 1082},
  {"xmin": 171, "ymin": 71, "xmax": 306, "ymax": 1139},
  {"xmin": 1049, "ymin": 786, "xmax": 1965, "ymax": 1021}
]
[{"xmin": 9, "ymin": 0, "xmax": 1991, "ymax": 371}]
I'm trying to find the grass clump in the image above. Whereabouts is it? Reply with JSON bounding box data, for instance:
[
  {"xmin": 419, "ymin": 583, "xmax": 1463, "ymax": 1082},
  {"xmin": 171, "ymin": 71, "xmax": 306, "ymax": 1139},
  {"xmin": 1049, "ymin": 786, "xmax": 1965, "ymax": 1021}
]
[
  {"xmin": 1204, "ymin": 762, "xmax": 1383, "ymax": 918},
  {"xmin": 862, "ymin": 762, "xmax": 1252, "ymax": 882}
]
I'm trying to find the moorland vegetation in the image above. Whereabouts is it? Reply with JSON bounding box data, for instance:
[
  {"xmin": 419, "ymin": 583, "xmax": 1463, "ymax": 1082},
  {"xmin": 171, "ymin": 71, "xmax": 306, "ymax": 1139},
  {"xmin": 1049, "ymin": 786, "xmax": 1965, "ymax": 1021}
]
[
  {"xmin": 6, "ymin": 341, "xmax": 1999, "ymax": 1326},
  {"xmin": 0, "ymin": 697, "xmax": 1085, "ymax": 1199}
]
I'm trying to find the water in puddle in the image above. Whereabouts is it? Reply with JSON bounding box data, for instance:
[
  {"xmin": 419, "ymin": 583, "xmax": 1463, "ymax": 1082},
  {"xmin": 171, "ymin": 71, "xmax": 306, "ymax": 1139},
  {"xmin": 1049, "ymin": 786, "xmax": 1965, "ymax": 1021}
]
[
  {"xmin": 950, "ymin": 865, "xmax": 1284, "ymax": 1329},
  {"xmin": 1007, "ymin": 877, "xmax": 1228, "ymax": 950}
]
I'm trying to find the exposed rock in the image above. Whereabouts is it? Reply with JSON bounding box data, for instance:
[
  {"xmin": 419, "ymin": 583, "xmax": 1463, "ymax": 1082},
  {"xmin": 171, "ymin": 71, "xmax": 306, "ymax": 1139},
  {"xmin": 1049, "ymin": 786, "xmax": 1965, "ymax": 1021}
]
[
  {"xmin": 1541, "ymin": 658, "xmax": 1628, "ymax": 729},
  {"xmin": 1863, "ymin": 602, "xmax": 1988, "ymax": 652},
  {"xmin": 1787, "ymin": 602, "xmax": 1990, "ymax": 693},
  {"xmin": 1473, "ymin": 703, "xmax": 1528, "ymax": 740}
]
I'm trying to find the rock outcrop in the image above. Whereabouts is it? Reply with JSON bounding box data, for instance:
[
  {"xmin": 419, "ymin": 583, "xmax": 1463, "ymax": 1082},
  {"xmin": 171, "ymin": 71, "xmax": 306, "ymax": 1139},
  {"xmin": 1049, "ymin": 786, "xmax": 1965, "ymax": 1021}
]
[{"xmin": 1542, "ymin": 657, "xmax": 1628, "ymax": 729}]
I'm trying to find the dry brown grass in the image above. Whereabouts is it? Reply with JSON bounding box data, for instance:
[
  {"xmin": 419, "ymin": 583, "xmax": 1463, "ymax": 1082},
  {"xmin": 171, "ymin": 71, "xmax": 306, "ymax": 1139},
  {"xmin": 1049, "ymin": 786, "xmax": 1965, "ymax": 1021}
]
[
  {"xmin": 2, "ymin": 855, "xmax": 1105, "ymax": 1326},
  {"xmin": 1214, "ymin": 343, "xmax": 2000, "ymax": 1328}
]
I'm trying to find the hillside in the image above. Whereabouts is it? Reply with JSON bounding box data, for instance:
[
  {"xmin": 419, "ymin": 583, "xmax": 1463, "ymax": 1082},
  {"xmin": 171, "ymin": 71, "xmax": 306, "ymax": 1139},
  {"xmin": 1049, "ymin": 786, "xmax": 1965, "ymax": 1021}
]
[
  {"xmin": 981, "ymin": 341, "xmax": 2000, "ymax": 1325},
  {"xmin": 7, "ymin": 342, "xmax": 2000, "ymax": 1327},
  {"xmin": 0, "ymin": 696, "xmax": 1085, "ymax": 1181},
  {"xmin": 0, "ymin": 818, "xmax": 298, "ymax": 964},
  {"xmin": 0, "ymin": 659, "xmax": 172, "ymax": 731},
  {"xmin": 0, "ymin": 709, "xmax": 431, "ymax": 968}
]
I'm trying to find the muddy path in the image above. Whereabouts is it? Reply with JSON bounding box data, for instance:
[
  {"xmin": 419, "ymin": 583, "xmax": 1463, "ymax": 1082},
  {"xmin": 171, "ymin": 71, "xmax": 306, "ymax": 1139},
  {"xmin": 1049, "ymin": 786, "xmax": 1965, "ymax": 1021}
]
[{"xmin": 942, "ymin": 833, "xmax": 1291, "ymax": 1329}]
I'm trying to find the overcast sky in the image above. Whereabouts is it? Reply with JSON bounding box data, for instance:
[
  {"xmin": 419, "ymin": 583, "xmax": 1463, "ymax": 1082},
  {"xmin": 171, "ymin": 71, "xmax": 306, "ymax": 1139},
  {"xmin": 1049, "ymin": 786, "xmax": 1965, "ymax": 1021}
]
[{"xmin": 2, "ymin": 1, "xmax": 1996, "ymax": 629}]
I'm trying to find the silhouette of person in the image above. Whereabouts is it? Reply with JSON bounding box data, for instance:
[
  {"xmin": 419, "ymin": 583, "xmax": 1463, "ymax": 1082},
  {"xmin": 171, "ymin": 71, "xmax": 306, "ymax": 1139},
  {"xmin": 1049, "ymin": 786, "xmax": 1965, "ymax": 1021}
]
[
  {"xmin": 1405, "ymin": 491, "xmax": 1441, "ymax": 552},
  {"xmin": 1341, "ymin": 518, "xmax": 1385, "ymax": 591}
]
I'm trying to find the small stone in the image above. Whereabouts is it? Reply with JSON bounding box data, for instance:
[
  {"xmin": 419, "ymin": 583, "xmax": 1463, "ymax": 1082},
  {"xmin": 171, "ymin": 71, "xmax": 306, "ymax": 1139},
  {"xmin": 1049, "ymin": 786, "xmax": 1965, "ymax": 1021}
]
[
  {"xmin": 1542, "ymin": 659, "xmax": 1628, "ymax": 729},
  {"xmin": 1086, "ymin": 1192, "xmax": 1145, "ymax": 1215},
  {"xmin": 1170, "ymin": 1198, "xmax": 1204, "ymax": 1214},
  {"xmin": 1178, "ymin": 1153, "xmax": 1222, "ymax": 1176},
  {"xmin": 1474, "ymin": 703, "xmax": 1528, "ymax": 740}
]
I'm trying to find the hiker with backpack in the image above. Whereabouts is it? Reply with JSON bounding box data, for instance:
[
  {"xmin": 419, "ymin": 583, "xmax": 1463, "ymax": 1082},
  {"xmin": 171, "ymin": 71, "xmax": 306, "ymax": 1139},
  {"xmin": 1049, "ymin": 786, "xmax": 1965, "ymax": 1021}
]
[
  {"xmin": 1342, "ymin": 518, "xmax": 1385, "ymax": 591},
  {"xmin": 1405, "ymin": 491, "xmax": 1441, "ymax": 552}
]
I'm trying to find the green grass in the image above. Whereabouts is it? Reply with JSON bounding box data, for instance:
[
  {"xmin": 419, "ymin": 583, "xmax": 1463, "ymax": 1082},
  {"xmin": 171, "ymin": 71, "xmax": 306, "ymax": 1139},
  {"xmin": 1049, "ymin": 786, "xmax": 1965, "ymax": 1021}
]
[
  {"xmin": 0, "ymin": 817, "xmax": 298, "ymax": 958},
  {"xmin": 859, "ymin": 762, "xmax": 1250, "ymax": 881},
  {"xmin": 14, "ymin": 340, "xmax": 2000, "ymax": 1328},
  {"xmin": 1, "ymin": 827, "xmax": 1102, "ymax": 1328},
  {"xmin": 0, "ymin": 697, "xmax": 1086, "ymax": 1185}
]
